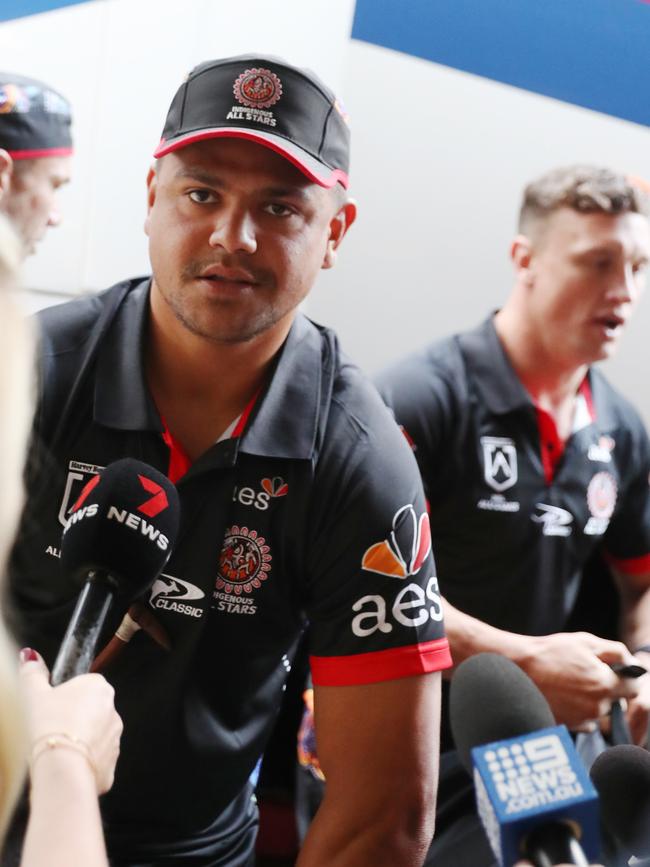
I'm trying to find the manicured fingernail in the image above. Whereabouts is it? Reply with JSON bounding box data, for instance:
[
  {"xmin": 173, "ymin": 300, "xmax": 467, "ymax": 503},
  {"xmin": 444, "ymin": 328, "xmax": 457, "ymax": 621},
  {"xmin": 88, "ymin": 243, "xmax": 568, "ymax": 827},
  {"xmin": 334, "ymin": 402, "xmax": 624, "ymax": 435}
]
[{"xmin": 19, "ymin": 648, "xmax": 38, "ymax": 663}]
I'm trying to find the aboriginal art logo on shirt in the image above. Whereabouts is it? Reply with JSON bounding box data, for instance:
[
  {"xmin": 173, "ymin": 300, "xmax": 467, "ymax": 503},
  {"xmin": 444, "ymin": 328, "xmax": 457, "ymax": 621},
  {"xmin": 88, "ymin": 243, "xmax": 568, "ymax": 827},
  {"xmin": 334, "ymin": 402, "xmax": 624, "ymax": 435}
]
[
  {"xmin": 361, "ymin": 504, "xmax": 431, "ymax": 579},
  {"xmin": 234, "ymin": 68, "xmax": 283, "ymax": 109},
  {"xmin": 216, "ymin": 526, "xmax": 272, "ymax": 595},
  {"xmin": 481, "ymin": 436, "xmax": 518, "ymax": 493},
  {"xmin": 584, "ymin": 471, "xmax": 617, "ymax": 536}
]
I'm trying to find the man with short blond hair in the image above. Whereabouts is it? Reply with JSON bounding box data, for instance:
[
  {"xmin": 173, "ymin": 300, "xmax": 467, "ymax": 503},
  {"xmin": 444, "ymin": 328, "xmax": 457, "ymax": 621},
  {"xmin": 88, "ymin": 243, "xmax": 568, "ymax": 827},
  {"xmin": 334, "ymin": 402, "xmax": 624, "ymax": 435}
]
[
  {"xmin": 378, "ymin": 164, "xmax": 650, "ymax": 865},
  {"xmin": 0, "ymin": 72, "xmax": 72, "ymax": 256}
]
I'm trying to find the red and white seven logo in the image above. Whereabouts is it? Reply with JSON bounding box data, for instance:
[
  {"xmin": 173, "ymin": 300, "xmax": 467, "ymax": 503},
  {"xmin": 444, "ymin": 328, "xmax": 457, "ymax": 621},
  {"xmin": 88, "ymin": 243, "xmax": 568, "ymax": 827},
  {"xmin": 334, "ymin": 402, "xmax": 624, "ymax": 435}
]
[{"xmin": 137, "ymin": 475, "xmax": 169, "ymax": 517}]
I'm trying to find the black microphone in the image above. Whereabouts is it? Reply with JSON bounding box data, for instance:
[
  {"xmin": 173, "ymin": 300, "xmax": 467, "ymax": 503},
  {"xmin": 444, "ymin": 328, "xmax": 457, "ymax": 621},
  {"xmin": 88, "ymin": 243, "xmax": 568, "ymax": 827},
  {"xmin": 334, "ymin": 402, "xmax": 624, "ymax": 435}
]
[
  {"xmin": 51, "ymin": 458, "xmax": 180, "ymax": 685},
  {"xmin": 450, "ymin": 653, "xmax": 600, "ymax": 867},
  {"xmin": 590, "ymin": 744, "xmax": 650, "ymax": 864}
]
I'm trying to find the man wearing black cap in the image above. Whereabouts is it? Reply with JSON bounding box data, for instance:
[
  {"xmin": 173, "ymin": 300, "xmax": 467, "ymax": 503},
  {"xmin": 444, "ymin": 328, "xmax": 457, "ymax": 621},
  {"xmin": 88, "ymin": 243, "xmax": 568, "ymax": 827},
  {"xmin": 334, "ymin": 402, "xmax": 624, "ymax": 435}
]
[
  {"xmin": 8, "ymin": 56, "xmax": 451, "ymax": 866},
  {"xmin": 0, "ymin": 73, "xmax": 72, "ymax": 255}
]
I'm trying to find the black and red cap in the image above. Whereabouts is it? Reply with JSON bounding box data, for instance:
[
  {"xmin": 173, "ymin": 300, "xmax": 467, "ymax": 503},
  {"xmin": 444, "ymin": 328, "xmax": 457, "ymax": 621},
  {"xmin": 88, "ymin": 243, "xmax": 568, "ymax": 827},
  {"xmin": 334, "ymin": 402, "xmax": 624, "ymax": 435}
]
[
  {"xmin": 0, "ymin": 72, "xmax": 72, "ymax": 160},
  {"xmin": 154, "ymin": 54, "xmax": 350, "ymax": 189}
]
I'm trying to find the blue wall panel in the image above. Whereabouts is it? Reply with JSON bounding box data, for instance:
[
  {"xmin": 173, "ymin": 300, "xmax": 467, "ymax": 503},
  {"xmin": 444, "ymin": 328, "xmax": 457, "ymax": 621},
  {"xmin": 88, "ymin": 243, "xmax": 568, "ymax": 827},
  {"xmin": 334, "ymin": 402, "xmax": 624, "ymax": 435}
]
[
  {"xmin": 0, "ymin": 0, "xmax": 92, "ymax": 23},
  {"xmin": 352, "ymin": 0, "xmax": 650, "ymax": 127}
]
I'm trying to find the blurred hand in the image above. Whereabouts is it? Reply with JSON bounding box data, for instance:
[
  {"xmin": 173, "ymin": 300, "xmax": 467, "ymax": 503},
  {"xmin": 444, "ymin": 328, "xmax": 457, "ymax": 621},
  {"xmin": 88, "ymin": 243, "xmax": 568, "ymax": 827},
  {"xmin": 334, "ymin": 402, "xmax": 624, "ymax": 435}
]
[
  {"xmin": 520, "ymin": 632, "xmax": 640, "ymax": 730},
  {"xmin": 625, "ymin": 671, "xmax": 650, "ymax": 745},
  {"xmin": 19, "ymin": 649, "xmax": 123, "ymax": 793}
]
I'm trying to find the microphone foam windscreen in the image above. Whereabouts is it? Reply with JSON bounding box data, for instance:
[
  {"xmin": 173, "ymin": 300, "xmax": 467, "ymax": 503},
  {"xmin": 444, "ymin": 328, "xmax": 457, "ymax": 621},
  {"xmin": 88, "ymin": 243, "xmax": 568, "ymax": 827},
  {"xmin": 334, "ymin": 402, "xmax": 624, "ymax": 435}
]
[
  {"xmin": 60, "ymin": 457, "xmax": 180, "ymax": 598},
  {"xmin": 590, "ymin": 744, "xmax": 650, "ymax": 857},
  {"xmin": 450, "ymin": 652, "xmax": 555, "ymax": 773}
]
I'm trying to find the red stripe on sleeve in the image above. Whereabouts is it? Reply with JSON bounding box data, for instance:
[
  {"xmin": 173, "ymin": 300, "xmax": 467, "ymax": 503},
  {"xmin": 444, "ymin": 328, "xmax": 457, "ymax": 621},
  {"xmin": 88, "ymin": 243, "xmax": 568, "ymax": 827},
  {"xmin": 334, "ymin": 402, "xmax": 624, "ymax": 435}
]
[
  {"xmin": 605, "ymin": 551, "xmax": 650, "ymax": 576},
  {"xmin": 310, "ymin": 638, "xmax": 452, "ymax": 687}
]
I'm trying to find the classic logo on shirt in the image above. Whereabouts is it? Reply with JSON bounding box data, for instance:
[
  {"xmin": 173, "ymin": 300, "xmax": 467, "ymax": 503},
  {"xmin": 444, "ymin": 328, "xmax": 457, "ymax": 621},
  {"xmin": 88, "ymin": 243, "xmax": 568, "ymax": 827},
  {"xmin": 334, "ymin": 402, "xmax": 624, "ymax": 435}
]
[
  {"xmin": 531, "ymin": 503, "xmax": 573, "ymax": 537},
  {"xmin": 150, "ymin": 573, "xmax": 205, "ymax": 618},
  {"xmin": 361, "ymin": 505, "xmax": 431, "ymax": 579},
  {"xmin": 481, "ymin": 436, "xmax": 518, "ymax": 493},
  {"xmin": 587, "ymin": 435, "xmax": 615, "ymax": 463},
  {"xmin": 584, "ymin": 471, "xmax": 617, "ymax": 536},
  {"xmin": 215, "ymin": 525, "xmax": 271, "ymax": 596},
  {"xmin": 58, "ymin": 459, "xmax": 105, "ymax": 527}
]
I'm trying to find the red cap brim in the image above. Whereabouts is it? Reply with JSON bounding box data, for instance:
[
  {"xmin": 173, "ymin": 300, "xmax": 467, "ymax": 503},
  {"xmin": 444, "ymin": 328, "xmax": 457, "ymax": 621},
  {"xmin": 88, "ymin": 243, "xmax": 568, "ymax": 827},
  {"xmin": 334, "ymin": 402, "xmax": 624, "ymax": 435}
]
[{"xmin": 153, "ymin": 128, "xmax": 348, "ymax": 189}]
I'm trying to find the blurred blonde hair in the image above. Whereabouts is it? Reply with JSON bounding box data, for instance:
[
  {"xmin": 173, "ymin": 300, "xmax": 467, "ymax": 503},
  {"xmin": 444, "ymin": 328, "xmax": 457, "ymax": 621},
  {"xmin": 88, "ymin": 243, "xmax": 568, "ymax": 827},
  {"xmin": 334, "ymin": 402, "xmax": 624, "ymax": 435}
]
[{"xmin": 0, "ymin": 214, "xmax": 32, "ymax": 841}]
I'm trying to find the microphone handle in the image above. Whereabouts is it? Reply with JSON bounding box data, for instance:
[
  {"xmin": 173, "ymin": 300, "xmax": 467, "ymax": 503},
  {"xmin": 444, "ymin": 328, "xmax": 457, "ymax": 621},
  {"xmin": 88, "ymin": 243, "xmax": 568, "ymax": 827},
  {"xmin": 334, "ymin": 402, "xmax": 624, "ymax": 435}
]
[
  {"xmin": 51, "ymin": 573, "xmax": 116, "ymax": 685},
  {"xmin": 524, "ymin": 821, "xmax": 590, "ymax": 867}
]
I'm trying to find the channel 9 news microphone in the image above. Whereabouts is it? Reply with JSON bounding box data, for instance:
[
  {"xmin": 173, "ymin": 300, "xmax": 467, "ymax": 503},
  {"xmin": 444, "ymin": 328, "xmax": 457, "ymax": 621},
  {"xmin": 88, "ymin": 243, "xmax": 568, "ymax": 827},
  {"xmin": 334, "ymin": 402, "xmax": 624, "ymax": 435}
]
[
  {"xmin": 450, "ymin": 653, "xmax": 600, "ymax": 867},
  {"xmin": 591, "ymin": 744, "xmax": 650, "ymax": 865},
  {"xmin": 51, "ymin": 458, "xmax": 180, "ymax": 685}
]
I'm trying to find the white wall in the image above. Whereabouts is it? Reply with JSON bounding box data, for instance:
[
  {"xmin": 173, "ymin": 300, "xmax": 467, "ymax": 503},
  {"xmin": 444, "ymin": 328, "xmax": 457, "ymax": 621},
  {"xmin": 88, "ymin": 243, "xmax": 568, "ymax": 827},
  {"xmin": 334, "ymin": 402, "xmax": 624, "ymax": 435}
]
[
  {"xmin": 308, "ymin": 41, "xmax": 650, "ymax": 424},
  {"xmin": 3, "ymin": 3, "xmax": 650, "ymax": 424}
]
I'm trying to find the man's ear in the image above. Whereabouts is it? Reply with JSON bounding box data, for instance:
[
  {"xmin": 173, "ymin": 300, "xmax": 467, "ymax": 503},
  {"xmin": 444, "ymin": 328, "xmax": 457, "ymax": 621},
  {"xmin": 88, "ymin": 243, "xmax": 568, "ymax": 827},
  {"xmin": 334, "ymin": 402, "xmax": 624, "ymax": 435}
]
[
  {"xmin": 510, "ymin": 234, "xmax": 535, "ymax": 287},
  {"xmin": 143, "ymin": 164, "xmax": 157, "ymax": 237},
  {"xmin": 0, "ymin": 150, "xmax": 14, "ymax": 204},
  {"xmin": 322, "ymin": 199, "xmax": 357, "ymax": 270}
]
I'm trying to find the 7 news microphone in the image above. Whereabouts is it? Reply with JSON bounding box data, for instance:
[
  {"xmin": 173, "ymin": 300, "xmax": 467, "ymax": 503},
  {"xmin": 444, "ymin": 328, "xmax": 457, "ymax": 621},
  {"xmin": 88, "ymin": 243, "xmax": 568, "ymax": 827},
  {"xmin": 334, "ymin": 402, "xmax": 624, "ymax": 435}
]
[
  {"xmin": 450, "ymin": 652, "xmax": 599, "ymax": 867},
  {"xmin": 51, "ymin": 458, "xmax": 180, "ymax": 686}
]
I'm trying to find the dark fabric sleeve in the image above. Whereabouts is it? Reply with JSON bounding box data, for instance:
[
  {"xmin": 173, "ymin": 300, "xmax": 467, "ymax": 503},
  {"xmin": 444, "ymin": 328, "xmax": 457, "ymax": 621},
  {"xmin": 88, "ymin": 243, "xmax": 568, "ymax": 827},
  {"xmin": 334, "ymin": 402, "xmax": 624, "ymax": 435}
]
[
  {"xmin": 374, "ymin": 346, "xmax": 462, "ymax": 504},
  {"xmin": 303, "ymin": 386, "xmax": 451, "ymax": 687}
]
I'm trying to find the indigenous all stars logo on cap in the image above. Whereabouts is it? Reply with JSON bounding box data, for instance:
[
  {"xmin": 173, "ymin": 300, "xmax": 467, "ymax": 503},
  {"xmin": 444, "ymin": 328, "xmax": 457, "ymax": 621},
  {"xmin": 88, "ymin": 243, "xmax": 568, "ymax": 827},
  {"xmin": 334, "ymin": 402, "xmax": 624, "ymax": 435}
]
[
  {"xmin": 216, "ymin": 525, "xmax": 272, "ymax": 595},
  {"xmin": 361, "ymin": 505, "xmax": 431, "ymax": 579},
  {"xmin": 234, "ymin": 68, "xmax": 282, "ymax": 109}
]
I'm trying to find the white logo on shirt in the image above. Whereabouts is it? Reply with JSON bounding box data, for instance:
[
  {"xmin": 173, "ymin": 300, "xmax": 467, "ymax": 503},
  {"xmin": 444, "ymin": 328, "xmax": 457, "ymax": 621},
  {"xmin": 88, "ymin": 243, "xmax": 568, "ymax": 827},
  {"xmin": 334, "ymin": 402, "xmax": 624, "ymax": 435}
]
[
  {"xmin": 587, "ymin": 435, "xmax": 615, "ymax": 463},
  {"xmin": 481, "ymin": 437, "xmax": 518, "ymax": 493},
  {"xmin": 150, "ymin": 573, "xmax": 205, "ymax": 618},
  {"xmin": 531, "ymin": 504, "xmax": 573, "ymax": 537}
]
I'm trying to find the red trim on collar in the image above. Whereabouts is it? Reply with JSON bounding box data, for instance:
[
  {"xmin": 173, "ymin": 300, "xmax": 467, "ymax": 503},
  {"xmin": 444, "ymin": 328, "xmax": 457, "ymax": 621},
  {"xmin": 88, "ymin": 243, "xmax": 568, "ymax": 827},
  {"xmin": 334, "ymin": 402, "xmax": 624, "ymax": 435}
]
[
  {"xmin": 231, "ymin": 390, "xmax": 259, "ymax": 438},
  {"xmin": 310, "ymin": 638, "xmax": 452, "ymax": 687},
  {"xmin": 536, "ymin": 407, "xmax": 562, "ymax": 485},
  {"xmin": 535, "ymin": 376, "xmax": 595, "ymax": 484},
  {"xmin": 8, "ymin": 147, "xmax": 73, "ymax": 159},
  {"xmin": 159, "ymin": 390, "xmax": 259, "ymax": 482},
  {"xmin": 578, "ymin": 376, "xmax": 596, "ymax": 421},
  {"xmin": 160, "ymin": 423, "xmax": 192, "ymax": 484}
]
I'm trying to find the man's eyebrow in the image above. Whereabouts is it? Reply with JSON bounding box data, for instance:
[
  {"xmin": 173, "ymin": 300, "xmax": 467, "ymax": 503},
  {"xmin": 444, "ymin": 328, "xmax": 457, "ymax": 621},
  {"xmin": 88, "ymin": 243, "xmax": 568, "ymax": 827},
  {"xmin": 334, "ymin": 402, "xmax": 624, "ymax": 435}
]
[
  {"xmin": 576, "ymin": 241, "xmax": 623, "ymax": 255},
  {"xmin": 262, "ymin": 185, "xmax": 311, "ymax": 201},
  {"xmin": 172, "ymin": 168, "xmax": 311, "ymax": 201},
  {"xmin": 174, "ymin": 167, "xmax": 225, "ymax": 186}
]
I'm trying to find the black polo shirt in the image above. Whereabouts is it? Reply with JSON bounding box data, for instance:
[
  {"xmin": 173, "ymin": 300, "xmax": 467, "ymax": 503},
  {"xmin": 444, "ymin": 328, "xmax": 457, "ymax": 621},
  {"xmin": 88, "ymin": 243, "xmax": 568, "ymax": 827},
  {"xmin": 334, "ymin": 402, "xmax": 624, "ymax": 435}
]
[
  {"xmin": 376, "ymin": 315, "xmax": 650, "ymax": 638},
  {"xmin": 9, "ymin": 278, "xmax": 450, "ymax": 860}
]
